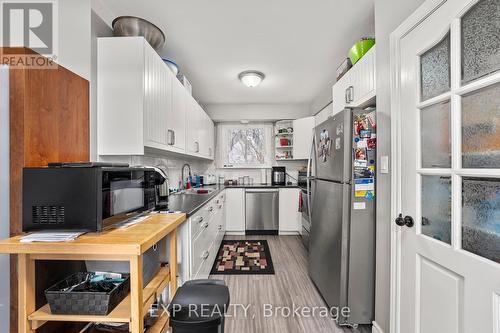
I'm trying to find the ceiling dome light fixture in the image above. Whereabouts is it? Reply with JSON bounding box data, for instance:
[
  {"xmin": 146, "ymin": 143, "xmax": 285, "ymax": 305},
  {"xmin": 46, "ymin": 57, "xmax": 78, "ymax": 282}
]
[{"xmin": 238, "ymin": 70, "xmax": 265, "ymax": 88}]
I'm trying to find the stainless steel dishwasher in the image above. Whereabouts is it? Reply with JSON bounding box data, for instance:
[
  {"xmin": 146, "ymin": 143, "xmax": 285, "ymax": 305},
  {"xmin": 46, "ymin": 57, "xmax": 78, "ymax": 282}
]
[{"xmin": 245, "ymin": 188, "xmax": 279, "ymax": 235}]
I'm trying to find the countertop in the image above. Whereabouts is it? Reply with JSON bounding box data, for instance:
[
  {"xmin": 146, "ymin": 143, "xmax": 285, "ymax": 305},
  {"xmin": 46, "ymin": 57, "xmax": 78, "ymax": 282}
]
[
  {"xmin": 165, "ymin": 184, "xmax": 301, "ymax": 217},
  {"xmin": 0, "ymin": 213, "xmax": 187, "ymax": 255}
]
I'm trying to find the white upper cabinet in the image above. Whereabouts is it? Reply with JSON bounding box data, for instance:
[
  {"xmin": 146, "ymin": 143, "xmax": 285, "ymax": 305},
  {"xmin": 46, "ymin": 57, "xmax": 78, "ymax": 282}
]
[
  {"xmin": 315, "ymin": 104, "xmax": 332, "ymax": 126},
  {"xmin": 185, "ymin": 97, "xmax": 200, "ymax": 155},
  {"xmin": 207, "ymin": 118, "xmax": 215, "ymax": 159},
  {"xmin": 332, "ymin": 72, "xmax": 351, "ymax": 115},
  {"xmin": 292, "ymin": 116, "xmax": 315, "ymax": 160},
  {"xmin": 97, "ymin": 36, "xmax": 213, "ymax": 160},
  {"xmin": 199, "ymin": 112, "xmax": 215, "ymax": 159},
  {"xmin": 332, "ymin": 46, "xmax": 376, "ymax": 115},
  {"xmin": 170, "ymin": 77, "xmax": 187, "ymax": 152}
]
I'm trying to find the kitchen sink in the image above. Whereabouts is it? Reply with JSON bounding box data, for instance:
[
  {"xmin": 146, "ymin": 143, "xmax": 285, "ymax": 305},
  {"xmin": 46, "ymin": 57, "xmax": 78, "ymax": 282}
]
[{"xmin": 182, "ymin": 188, "xmax": 216, "ymax": 195}]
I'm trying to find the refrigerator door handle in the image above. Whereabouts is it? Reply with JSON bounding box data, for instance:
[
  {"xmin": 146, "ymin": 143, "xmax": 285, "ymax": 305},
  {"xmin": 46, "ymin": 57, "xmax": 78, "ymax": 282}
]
[
  {"xmin": 307, "ymin": 130, "xmax": 315, "ymax": 180},
  {"xmin": 307, "ymin": 132, "xmax": 315, "ymax": 223},
  {"xmin": 338, "ymin": 183, "xmax": 352, "ymax": 310}
]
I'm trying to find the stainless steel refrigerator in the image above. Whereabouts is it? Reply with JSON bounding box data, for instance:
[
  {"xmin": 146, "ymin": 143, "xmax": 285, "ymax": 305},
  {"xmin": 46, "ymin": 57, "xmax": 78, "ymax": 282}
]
[{"xmin": 307, "ymin": 108, "xmax": 376, "ymax": 326}]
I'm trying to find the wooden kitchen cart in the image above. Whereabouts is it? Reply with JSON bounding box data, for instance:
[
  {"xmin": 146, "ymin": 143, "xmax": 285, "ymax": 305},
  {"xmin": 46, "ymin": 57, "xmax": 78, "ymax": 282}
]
[{"xmin": 0, "ymin": 213, "xmax": 186, "ymax": 333}]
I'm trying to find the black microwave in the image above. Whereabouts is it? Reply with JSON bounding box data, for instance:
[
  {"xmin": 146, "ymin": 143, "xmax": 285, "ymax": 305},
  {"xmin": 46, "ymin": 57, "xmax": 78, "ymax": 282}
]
[{"xmin": 22, "ymin": 166, "xmax": 161, "ymax": 232}]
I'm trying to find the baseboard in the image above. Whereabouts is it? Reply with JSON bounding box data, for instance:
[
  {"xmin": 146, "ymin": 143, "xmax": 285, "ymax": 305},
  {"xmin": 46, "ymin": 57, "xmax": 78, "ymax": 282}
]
[
  {"xmin": 372, "ymin": 321, "xmax": 385, "ymax": 333},
  {"xmin": 225, "ymin": 231, "xmax": 245, "ymax": 236},
  {"xmin": 278, "ymin": 231, "xmax": 301, "ymax": 236}
]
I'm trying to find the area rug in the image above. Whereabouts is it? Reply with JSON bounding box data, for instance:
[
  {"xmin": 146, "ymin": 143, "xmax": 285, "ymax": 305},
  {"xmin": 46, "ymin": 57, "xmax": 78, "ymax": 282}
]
[{"xmin": 210, "ymin": 240, "xmax": 275, "ymax": 275}]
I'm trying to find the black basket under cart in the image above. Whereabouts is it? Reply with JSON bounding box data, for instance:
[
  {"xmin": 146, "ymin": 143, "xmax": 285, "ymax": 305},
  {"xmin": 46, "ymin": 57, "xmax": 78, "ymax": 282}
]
[{"xmin": 45, "ymin": 272, "xmax": 130, "ymax": 316}]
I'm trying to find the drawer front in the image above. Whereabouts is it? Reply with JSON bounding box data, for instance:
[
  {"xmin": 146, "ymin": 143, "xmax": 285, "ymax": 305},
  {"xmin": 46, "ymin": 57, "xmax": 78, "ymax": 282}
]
[
  {"xmin": 215, "ymin": 226, "xmax": 224, "ymax": 249},
  {"xmin": 191, "ymin": 201, "xmax": 216, "ymax": 238},
  {"xmin": 191, "ymin": 227, "xmax": 212, "ymax": 277},
  {"xmin": 191, "ymin": 212, "xmax": 219, "ymax": 276},
  {"xmin": 196, "ymin": 228, "xmax": 225, "ymax": 279}
]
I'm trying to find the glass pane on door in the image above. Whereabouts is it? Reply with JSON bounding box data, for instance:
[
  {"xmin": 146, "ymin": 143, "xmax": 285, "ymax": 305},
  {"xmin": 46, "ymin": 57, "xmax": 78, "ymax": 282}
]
[
  {"xmin": 461, "ymin": 0, "xmax": 500, "ymax": 84},
  {"xmin": 421, "ymin": 175, "xmax": 452, "ymax": 244},
  {"xmin": 420, "ymin": 32, "xmax": 451, "ymax": 101},
  {"xmin": 462, "ymin": 83, "xmax": 500, "ymax": 168},
  {"xmin": 421, "ymin": 101, "xmax": 451, "ymax": 168},
  {"xmin": 462, "ymin": 177, "xmax": 500, "ymax": 263}
]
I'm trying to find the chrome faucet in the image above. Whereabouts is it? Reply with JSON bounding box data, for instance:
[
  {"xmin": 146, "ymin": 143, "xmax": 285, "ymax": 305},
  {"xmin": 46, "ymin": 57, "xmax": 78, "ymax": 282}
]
[{"xmin": 181, "ymin": 163, "xmax": 192, "ymax": 190}]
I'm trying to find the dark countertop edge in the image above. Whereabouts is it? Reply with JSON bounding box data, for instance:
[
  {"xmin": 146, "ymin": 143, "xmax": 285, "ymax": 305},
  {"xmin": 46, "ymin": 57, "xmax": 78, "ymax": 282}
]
[
  {"xmin": 223, "ymin": 184, "xmax": 300, "ymax": 189},
  {"xmin": 184, "ymin": 187, "xmax": 225, "ymax": 217},
  {"xmin": 169, "ymin": 184, "xmax": 301, "ymax": 217}
]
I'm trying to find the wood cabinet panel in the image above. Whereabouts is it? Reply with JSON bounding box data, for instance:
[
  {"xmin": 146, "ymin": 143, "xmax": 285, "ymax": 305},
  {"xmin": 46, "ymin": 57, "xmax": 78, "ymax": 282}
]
[{"xmin": 2, "ymin": 47, "xmax": 89, "ymax": 333}]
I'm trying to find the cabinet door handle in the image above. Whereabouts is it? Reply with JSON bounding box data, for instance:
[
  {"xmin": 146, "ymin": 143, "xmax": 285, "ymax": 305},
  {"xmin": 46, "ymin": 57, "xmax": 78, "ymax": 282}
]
[
  {"xmin": 218, "ymin": 225, "xmax": 222, "ymax": 230},
  {"xmin": 167, "ymin": 129, "xmax": 175, "ymax": 145},
  {"xmin": 208, "ymin": 206, "xmax": 214, "ymax": 212},
  {"xmin": 218, "ymin": 204, "xmax": 223, "ymax": 209},
  {"xmin": 345, "ymin": 87, "xmax": 349, "ymax": 103},
  {"xmin": 201, "ymin": 251, "xmax": 209, "ymax": 259},
  {"xmin": 195, "ymin": 216, "xmax": 204, "ymax": 224},
  {"xmin": 349, "ymin": 86, "xmax": 354, "ymax": 102},
  {"xmin": 202, "ymin": 221, "xmax": 209, "ymax": 229},
  {"xmin": 209, "ymin": 147, "xmax": 212, "ymax": 157},
  {"xmin": 195, "ymin": 141, "xmax": 200, "ymax": 153}
]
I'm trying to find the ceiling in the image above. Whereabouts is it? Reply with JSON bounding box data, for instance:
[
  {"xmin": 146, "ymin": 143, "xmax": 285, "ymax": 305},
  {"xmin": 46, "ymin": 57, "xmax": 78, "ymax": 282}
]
[{"xmin": 102, "ymin": 0, "xmax": 375, "ymax": 106}]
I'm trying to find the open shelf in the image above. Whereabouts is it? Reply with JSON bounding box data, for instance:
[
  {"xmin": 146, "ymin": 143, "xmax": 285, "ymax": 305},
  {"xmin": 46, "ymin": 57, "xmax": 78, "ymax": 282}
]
[
  {"xmin": 28, "ymin": 266, "xmax": 170, "ymax": 328},
  {"xmin": 146, "ymin": 314, "xmax": 170, "ymax": 333}
]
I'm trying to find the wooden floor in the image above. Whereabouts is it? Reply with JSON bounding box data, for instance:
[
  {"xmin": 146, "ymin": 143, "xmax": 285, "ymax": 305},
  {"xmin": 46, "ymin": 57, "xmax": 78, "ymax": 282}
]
[{"xmin": 210, "ymin": 235, "xmax": 371, "ymax": 333}]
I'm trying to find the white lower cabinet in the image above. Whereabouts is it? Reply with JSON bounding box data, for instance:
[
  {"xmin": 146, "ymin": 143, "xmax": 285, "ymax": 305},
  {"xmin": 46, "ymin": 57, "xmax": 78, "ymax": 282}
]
[
  {"xmin": 225, "ymin": 189, "xmax": 245, "ymax": 234},
  {"xmin": 189, "ymin": 191, "xmax": 226, "ymax": 280},
  {"xmin": 278, "ymin": 188, "xmax": 301, "ymax": 234},
  {"xmin": 180, "ymin": 187, "xmax": 300, "ymax": 281},
  {"xmin": 176, "ymin": 218, "xmax": 190, "ymax": 285}
]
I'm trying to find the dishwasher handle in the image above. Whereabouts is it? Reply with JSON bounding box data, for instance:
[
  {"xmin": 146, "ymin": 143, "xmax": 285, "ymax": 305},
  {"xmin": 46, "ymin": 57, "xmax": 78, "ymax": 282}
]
[{"xmin": 245, "ymin": 189, "xmax": 279, "ymax": 193}]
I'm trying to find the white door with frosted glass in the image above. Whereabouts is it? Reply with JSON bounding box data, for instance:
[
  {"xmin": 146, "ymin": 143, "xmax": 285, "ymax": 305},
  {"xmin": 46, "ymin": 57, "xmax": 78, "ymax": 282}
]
[{"xmin": 395, "ymin": 0, "xmax": 500, "ymax": 332}]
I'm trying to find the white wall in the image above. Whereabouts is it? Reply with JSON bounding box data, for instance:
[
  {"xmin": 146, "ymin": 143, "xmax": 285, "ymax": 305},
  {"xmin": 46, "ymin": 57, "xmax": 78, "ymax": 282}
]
[
  {"xmin": 90, "ymin": 2, "xmax": 114, "ymax": 161},
  {"xmin": 0, "ymin": 65, "xmax": 10, "ymax": 333},
  {"xmin": 309, "ymin": 84, "xmax": 333, "ymax": 116},
  {"xmin": 58, "ymin": 0, "xmax": 91, "ymax": 79},
  {"xmin": 374, "ymin": 0, "xmax": 425, "ymax": 332},
  {"xmin": 205, "ymin": 104, "xmax": 309, "ymax": 122}
]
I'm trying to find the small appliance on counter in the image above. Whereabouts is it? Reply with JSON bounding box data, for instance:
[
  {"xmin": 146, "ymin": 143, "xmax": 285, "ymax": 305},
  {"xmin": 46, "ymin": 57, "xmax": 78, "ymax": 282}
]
[
  {"xmin": 155, "ymin": 164, "xmax": 169, "ymax": 210},
  {"xmin": 298, "ymin": 170, "xmax": 308, "ymax": 188},
  {"xmin": 23, "ymin": 163, "xmax": 165, "ymax": 232},
  {"xmin": 271, "ymin": 166, "xmax": 286, "ymax": 186}
]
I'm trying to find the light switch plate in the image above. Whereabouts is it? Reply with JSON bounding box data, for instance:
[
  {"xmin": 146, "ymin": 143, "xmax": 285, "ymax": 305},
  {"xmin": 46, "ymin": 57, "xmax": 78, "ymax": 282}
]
[{"xmin": 381, "ymin": 156, "xmax": 389, "ymax": 174}]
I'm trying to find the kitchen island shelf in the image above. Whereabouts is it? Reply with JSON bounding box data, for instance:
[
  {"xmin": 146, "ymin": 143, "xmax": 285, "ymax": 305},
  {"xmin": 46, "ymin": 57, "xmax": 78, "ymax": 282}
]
[
  {"xmin": 28, "ymin": 266, "xmax": 170, "ymax": 327},
  {"xmin": 0, "ymin": 212, "xmax": 186, "ymax": 333}
]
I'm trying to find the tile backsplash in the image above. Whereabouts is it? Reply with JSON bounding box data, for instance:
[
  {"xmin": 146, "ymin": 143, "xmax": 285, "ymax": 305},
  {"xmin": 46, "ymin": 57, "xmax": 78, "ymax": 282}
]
[
  {"xmin": 99, "ymin": 154, "xmax": 306, "ymax": 188},
  {"xmin": 218, "ymin": 160, "xmax": 305, "ymax": 185},
  {"xmin": 98, "ymin": 154, "xmax": 216, "ymax": 189}
]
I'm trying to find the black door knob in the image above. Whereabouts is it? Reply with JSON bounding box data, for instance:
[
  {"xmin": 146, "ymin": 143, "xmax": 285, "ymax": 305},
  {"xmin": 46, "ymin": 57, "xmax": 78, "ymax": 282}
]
[
  {"xmin": 395, "ymin": 214, "xmax": 405, "ymax": 226},
  {"xmin": 404, "ymin": 216, "xmax": 414, "ymax": 228}
]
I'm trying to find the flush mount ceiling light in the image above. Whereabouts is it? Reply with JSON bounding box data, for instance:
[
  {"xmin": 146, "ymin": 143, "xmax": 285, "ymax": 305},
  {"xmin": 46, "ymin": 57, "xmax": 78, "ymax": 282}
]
[{"xmin": 238, "ymin": 70, "xmax": 265, "ymax": 88}]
